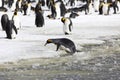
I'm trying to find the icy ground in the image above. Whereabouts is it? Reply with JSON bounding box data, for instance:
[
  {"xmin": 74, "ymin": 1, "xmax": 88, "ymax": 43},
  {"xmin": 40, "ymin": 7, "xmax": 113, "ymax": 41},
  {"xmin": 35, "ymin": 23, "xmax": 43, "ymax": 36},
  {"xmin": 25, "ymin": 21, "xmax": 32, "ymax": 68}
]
[{"xmin": 0, "ymin": 9, "xmax": 120, "ymax": 63}]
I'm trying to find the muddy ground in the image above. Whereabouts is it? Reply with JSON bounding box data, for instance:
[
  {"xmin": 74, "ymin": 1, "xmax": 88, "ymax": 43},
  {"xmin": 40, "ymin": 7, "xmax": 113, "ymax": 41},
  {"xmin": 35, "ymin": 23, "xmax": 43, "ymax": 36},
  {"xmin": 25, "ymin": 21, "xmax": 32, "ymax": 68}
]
[{"xmin": 0, "ymin": 36, "xmax": 120, "ymax": 80}]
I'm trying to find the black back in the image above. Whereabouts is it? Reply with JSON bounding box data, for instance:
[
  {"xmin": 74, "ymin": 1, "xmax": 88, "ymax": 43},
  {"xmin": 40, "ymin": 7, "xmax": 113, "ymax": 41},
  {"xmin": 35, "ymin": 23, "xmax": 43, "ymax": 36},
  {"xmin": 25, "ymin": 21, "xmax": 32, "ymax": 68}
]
[
  {"xmin": 51, "ymin": 38, "xmax": 76, "ymax": 54},
  {"xmin": 35, "ymin": 11, "xmax": 44, "ymax": 27},
  {"xmin": 1, "ymin": 14, "xmax": 9, "ymax": 30},
  {"xmin": 5, "ymin": 20, "xmax": 17, "ymax": 39}
]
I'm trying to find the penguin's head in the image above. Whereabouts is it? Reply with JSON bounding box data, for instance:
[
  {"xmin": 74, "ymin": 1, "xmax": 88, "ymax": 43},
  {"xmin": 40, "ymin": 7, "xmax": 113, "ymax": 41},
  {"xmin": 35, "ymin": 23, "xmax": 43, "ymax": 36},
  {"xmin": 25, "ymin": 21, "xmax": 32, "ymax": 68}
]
[
  {"xmin": 44, "ymin": 39, "xmax": 53, "ymax": 46},
  {"xmin": 14, "ymin": 9, "xmax": 18, "ymax": 15},
  {"xmin": 61, "ymin": 17, "xmax": 66, "ymax": 23},
  {"xmin": 14, "ymin": 11, "xmax": 17, "ymax": 15}
]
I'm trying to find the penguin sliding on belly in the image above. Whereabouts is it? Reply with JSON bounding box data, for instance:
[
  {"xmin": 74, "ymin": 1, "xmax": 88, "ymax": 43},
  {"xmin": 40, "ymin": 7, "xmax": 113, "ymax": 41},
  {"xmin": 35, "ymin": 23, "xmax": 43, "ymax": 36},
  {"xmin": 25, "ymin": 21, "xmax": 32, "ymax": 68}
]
[
  {"xmin": 45, "ymin": 38, "xmax": 80, "ymax": 55},
  {"xmin": 61, "ymin": 17, "xmax": 73, "ymax": 35},
  {"xmin": 5, "ymin": 20, "xmax": 18, "ymax": 39}
]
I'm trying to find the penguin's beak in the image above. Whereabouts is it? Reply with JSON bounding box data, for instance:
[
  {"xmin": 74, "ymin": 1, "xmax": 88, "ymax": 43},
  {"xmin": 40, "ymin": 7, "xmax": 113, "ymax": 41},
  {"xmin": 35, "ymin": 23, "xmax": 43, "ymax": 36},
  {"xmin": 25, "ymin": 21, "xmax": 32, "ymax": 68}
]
[{"xmin": 44, "ymin": 42, "xmax": 48, "ymax": 46}]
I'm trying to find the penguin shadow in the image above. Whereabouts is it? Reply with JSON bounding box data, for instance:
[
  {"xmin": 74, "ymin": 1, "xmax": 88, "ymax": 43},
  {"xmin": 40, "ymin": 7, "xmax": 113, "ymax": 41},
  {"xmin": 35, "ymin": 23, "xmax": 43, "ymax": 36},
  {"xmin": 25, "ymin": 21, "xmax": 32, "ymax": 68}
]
[
  {"xmin": 0, "ymin": 37, "xmax": 12, "ymax": 40},
  {"xmin": 0, "ymin": 37, "xmax": 7, "ymax": 39}
]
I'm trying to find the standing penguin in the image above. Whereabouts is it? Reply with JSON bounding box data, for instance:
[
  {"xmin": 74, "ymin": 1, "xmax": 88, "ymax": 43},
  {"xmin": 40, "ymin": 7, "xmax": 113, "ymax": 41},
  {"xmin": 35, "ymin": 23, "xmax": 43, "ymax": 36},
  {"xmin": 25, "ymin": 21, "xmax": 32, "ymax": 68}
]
[
  {"xmin": 99, "ymin": 0, "xmax": 104, "ymax": 15},
  {"xmin": 35, "ymin": 1, "xmax": 44, "ymax": 27},
  {"xmin": 61, "ymin": 17, "xmax": 73, "ymax": 35},
  {"xmin": 11, "ymin": 0, "xmax": 17, "ymax": 11},
  {"xmin": 16, "ymin": 0, "xmax": 22, "ymax": 12},
  {"xmin": 102, "ymin": 3, "xmax": 111, "ymax": 15},
  {"xmin": 1, "ymin": 14, "xmax": 9, "ymax": 30},
  {"xmin": 22, "ymin": 1, "xmax": 28, "ymax": 15},
  {"xmin": 55, "ymin": 1, "xmax": 61, "ymax": 19},
  {"xmin": 12, "ymin": 10, "xmax": 21, "ymax": 29},
  {"xmin": 35, "ymin": 10, "xmax": 44, "ymax": 27},
  {"xmin": 93, "ymin": 0, "xmax": 100, "ymax": 12},
  {"xmin": 26, "ymin": 0, "xmax": 31, "ymax": 15},
  {"xmin": 5, "ymin": 20, "xmax": 18, "ymax": 39},
  {"xmin": 8, "ymin": 0, "xmax": 14, "ymax": 8}
]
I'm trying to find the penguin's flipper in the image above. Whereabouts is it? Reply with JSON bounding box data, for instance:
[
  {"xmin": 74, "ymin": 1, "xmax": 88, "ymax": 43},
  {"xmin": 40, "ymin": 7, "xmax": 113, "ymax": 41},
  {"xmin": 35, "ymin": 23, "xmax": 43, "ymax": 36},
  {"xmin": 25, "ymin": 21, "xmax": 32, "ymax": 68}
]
[
  {"xmin": 69, "ymin": 25, "xmax": 72, "ymax": 32},
  {"xmin": 13, "ymin": 25, "xmax": 18, "ymax": 34},
  {"xmin": 56, "ymin": 44, "xmax": 60, "ymax": 51},
  {"xmin": 69, "ymin": 19, "xmax": 73, "ymax": 32}
]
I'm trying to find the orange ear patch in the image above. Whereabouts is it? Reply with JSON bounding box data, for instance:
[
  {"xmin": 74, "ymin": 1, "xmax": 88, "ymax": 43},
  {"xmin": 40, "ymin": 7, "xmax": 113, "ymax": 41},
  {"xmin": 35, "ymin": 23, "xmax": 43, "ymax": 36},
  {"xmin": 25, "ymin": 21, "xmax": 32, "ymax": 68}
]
[{"xmin": 47, "ymin": 39, "xmax": 52, "ymax": 43}]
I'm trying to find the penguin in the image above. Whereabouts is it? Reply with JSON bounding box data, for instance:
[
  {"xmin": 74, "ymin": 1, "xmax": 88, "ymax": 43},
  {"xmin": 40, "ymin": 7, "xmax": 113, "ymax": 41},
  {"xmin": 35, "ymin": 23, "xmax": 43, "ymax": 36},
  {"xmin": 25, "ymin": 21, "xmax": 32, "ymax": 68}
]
[
  {"xmin": 1, "ymin": 0, "xmax": 5, "ymax": 7},
  {"xmin": 26, "ymin": 0, "xmax": 31, "ymax": 15},
  {"xmin": 12, "ymin": 10, "xmax": 21, "ymax": 29},
  {"xmin": 22, "ymin": 1, "xmax": 28, "ymax": 15},
  {"xmin": 5, "ymin": 20, "xmax": 18, "ymax": 39},
  {"xmin": 55, "ymin": 1, "xmax": 61, "ymax": 19},
  {"xmin": 102, "ymin": 3, "xmax": 111, "ymax": 15},
  {"xmin": 50, "ymin": 1, "xmax": 56, "ymax": 19},
  {"xmin": 39, "ymin": 0, "xmax": 45, "ymax": 6},
  {"xmin": 1, "ymin": 14, "xmax": 9, "ymax": 30},
  {"xmin": 45, "ymin": 38, "xmax": 80, "ymax": 55},
  {"xmin": 99, "ymin": 0, "xmax": 104, "ymax": 15},
  {"xmin": 61, "ymin": 17, "xmax": 73, "ymax": 35},
  {"xmin": 35, "ymin": 1, "xmax": 42, "ymax": 14},
  {"xmin": 16, "ymin": 0, "xmax": 22, "ymax": 12},
  {"xmin": 8, "ymin": 0, "xmax": 14, "ymax": 8},
  {"xmin": 111, "ymin": 0, "xmax": 119, "ymax": 14},
  {"xmin": 60, "ymin": 0, "xmax": 66, "ymax": 17},
  {"xmin": 93, "ymin": 0, "xmax": 100, "ymax": 12},
  {"xmin": 35, "ymin": 10, "xmax": 44, "ymax": 27},
  {"xmin": 11, "ymin": 0, "xmax": 17, "ymax": 11}
]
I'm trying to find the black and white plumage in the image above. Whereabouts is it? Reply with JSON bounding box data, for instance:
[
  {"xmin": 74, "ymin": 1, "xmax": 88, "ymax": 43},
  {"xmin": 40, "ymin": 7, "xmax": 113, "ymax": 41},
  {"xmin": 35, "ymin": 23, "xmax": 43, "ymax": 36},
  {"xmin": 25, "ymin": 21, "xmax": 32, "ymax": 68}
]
[
  {"xmin": 5, "ymin": 20, "xmax": 18, "ymax": 39},
  {"xmin": 93, "ymin": 0, "xmax": 100, "ymax": 12},
  {"xmin": 1, "ymin": 14, "xmax": 9, "ymax": 30},
  {"xmin": 45, "ymin": 38, "xmax": 79, "ymax": 55},
  {"xmin": 102, "ymin": 3, "xmax": 110, "ymax": 15},
  {"xmin": 61, "ymin": 17, "xmax": 73, "ymax": 35},
  {"xmin": 35, "ymin": 10, "xmax": 44, "ymax": 27},
  {"xmin": 35, "ymin": 1, "xmax": 44, "ymax": 27},
  {"xmin": 12, "ymin": 11, "xmax": 21, "ymax": 30},
  {"xmin": 55, "ymin": 1, "xmax": 61, "ymax": 19}
]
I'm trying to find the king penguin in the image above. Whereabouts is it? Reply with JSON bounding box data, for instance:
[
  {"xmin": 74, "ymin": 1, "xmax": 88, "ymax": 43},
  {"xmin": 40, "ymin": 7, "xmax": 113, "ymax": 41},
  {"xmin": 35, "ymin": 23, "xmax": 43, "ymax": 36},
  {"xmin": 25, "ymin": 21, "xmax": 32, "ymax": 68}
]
[
  {"xmin": 35, "ymin": 10, "xmax": 44, "ymax": 27},
  {"xmin": 1, "ymin": 14, "xmax": 9, "ymax": 30},
  {"xmin": 61, "ymin": 17, "xmax": 73, "ymax": 35},
  {"xmin": 12, "ymin": 10, "xmax": 21, "ymax": 29},
  {"xmin": 93, "ymin": 0, "xmax": 100, "ymax": 12},
  {"xmin": 5, "ymin": 20, "xmax": 18, "ymax": 39},
  {"xmin": 45, "ymin": 38, "xmax": 80, "ymax": 55},
  {"xmin": 102, "ymin": 3, "xmax": 111, "ymax": 15},
  {"xmin": 11, "ymin": 0, "xmax": 17, "ymax": 11},
  {"xmin": 55, "ymin": 1, "xmax": 61, "ymax": 19},
  {"xmin": 26, "ymin": 0, "xmax": 31, "ymax": 15}
]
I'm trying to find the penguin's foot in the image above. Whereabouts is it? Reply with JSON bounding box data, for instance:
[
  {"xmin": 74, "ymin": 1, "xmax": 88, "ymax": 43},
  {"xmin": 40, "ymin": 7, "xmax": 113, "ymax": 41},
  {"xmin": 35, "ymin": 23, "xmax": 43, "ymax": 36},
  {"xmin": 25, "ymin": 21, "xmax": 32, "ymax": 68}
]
[{"xmin": 65, "ymin": 32, "xmax": 69, "ymax": 35}]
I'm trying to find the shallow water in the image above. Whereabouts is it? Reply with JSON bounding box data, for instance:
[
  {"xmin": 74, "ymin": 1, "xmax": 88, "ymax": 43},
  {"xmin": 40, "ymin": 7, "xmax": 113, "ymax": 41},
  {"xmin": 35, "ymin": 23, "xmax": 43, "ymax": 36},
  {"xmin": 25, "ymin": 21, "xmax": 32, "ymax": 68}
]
[{"xmin": 0, "ymin": 36, "xmax": 120, "ymax": 80}]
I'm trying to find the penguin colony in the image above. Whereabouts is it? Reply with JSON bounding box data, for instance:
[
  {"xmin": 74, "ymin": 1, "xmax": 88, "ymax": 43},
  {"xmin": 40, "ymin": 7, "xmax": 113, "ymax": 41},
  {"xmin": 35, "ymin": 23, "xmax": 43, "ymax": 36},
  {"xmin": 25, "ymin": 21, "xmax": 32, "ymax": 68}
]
[{"xmin": 0, "ymin": 0, "xmax": 120, "ymax": 55}]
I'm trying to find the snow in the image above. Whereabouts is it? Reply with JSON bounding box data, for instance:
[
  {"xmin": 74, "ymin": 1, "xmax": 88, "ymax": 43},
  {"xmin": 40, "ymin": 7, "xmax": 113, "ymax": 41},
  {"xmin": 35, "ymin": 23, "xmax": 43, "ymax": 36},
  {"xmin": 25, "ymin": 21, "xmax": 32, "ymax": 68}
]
[{"xmin": 0, "ymin": 6, "xmax": 120, "ymax": 63}]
